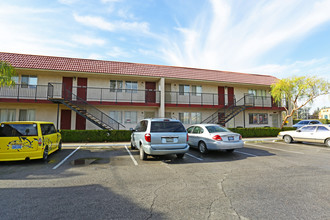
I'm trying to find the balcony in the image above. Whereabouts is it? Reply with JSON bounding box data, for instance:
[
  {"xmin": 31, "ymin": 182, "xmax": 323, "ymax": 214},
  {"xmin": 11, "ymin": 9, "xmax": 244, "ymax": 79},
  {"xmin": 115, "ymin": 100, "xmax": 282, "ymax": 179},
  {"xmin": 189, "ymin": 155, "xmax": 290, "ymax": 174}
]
[{"xmin": 0, "ymin": 84, "xmax": 285, "ymax": 109}]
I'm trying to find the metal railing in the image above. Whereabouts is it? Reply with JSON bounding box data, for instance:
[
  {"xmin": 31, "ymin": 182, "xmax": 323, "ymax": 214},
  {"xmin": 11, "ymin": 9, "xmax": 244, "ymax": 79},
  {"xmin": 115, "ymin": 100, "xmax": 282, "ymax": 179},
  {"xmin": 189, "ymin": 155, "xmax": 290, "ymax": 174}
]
[{"xmin": 48, "ymin": 83, "xmax": 125, "ymax": 130}]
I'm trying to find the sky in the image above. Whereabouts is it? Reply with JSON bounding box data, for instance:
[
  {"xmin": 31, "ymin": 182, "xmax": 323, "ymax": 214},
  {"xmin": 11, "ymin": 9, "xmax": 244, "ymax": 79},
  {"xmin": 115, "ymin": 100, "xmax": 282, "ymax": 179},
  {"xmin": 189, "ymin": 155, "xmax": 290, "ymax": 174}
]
[{"xmin": 0, "ymin": 0, "xmax": 329, "ymax": 112}]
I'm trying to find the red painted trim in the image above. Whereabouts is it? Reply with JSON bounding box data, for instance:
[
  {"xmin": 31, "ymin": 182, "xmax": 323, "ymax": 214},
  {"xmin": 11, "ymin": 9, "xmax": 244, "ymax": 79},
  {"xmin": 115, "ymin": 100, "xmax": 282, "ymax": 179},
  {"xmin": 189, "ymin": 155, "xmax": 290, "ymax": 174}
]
[
  {"xmin": 166, "ymin": 104, "xmax": 224, "ymax": 108},
  {"xmin": 246, "ymin": 106, "xmax": 285, "ymax": 111},
  {"xmin": 88, "ymin": 101, "xmax": 160, "ymax": 107}
]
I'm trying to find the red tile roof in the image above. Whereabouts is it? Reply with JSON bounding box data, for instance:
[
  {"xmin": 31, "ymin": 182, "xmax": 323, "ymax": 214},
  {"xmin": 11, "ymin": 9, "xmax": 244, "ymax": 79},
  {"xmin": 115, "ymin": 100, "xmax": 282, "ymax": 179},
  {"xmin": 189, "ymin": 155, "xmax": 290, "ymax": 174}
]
[{"xmin": 0, "ymin": 52, "xmax": 277, "ymax": 86}]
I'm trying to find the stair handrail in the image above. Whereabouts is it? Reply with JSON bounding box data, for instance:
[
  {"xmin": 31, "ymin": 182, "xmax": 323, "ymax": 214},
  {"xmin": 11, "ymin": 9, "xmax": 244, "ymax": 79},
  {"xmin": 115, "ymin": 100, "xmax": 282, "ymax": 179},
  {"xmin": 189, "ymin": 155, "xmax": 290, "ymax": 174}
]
[{"xmin": 48, "ymin": 83, "xmax": 125, "ymax": 130}]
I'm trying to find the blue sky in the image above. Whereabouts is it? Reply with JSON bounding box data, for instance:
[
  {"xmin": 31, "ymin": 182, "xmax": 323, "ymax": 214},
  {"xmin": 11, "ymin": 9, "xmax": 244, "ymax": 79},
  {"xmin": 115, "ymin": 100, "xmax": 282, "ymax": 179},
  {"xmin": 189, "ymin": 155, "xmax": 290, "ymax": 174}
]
[{"xmin": 0, "ymin": 0, "xmax": 329, "ymax": 111}]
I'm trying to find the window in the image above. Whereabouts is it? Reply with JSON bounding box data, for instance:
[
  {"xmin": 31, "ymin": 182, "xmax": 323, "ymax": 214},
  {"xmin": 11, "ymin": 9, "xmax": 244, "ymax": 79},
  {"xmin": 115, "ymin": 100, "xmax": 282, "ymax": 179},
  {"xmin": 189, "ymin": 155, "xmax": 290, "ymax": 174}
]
[
  {"xmin": 249, "ymin": 113, "xmax": 268, "ymax": 125},
  {"xmin": 179, "ymin": 85, "xmax": 190, "ymax": 95},
  {"xmin": 136, "ymin": 120, "xmax": 148, "ymax": 132},
  {"xmin": 192, "ymin": 85, "xmax": 202, "ymax": 96},
  {"xmin": 125, "ymin": 81, "xmax": 138, "ymax": 93},
  {"xmin": 110, "ymin": 80, "xmax": 123, "ymax": 92},
  {"xmin": 21, "ymin": 75, "xmax": 37, "ymax": 88},
  {"xmin": 248, "ymin": 89, "xmax": 256, "ymax": 96},
  {"xmin": 192, "ymin": 126, "xmax": 204, "ymax": 134},
  {"xmin": 125, "ymin": 111, "xmax": 137, "ymax": 123},
  {"xmin": 40, "ymin": 124, "xmax": 56, "ymax": 135},
  {"xmin": 179, "ymin": 112, "xmax": 190, "ymax": 124},
  {"xmin": 0, "ymin": 123, "xmax": 38, "ymax": 137},
  {"xmin": 300, "ymin": 126, "xmax": 316, "ymax": 132},
  {"xmin": 110, "ymin": 111, "xmax": 122, "ymax": 123},
  {"xmin": 191, "ymin": 112, "xmax": 202, "ymax": 124},
  {"xmin": 0, "ymin": 109, "xmax": 16, "ymax": 122},
  {"xmin": 206, "ymin": 125, "xmax": 230, "ymax": 133},
  {"xmin": 257, "ymin": 90, "xmax": 267, "ymax": 97},
  {"xmin": 19, "ymin": 109, "xmax": 35, "ymax": 121},
  {"xmin": 150, "ymin": 121, "xmax": 186, "ymax": 132},
  {"xmin": 317, "ymin": 126, "xmax": 329, "ymax": 132},
  {"xmin": 187, "ymin": 126, "xmax": 194, "ymax": 133}
]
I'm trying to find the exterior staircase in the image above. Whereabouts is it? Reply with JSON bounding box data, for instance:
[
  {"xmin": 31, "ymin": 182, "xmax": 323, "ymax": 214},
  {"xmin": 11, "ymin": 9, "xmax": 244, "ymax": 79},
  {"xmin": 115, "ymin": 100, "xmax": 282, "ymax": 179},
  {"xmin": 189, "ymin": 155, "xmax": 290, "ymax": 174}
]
[
  {"xmin": 47, "ymin": 83, "xmax": 125, "ymax": 130},
  {"xmin": 202, "ymin": 95, "xmax": 254, "ymax": 126}
]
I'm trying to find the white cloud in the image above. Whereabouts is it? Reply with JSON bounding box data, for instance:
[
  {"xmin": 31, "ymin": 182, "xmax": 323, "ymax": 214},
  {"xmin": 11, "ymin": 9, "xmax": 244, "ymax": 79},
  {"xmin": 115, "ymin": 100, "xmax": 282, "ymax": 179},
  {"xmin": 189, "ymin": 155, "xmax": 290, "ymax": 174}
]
[
  {"xmin": 72, "ymin": 35, "xmax": 106, "ymax": 46},
  {"xmin": 106, "ymin": 47, "xmax": 131, "ymax": 59},
  {"xmin": 159, "ymin": 0, "xmax": 330, "ymax": 71},
  {"xmin": 101, "ymin": 0, "xmax": 122, "ymax": 3},
  {"xmin": 73, "ymin": 13, "xmax": 150, "ymax": 33},
  {"xmin": 58, "ymin": 0, "xmax": 78, "ymax": 5}
]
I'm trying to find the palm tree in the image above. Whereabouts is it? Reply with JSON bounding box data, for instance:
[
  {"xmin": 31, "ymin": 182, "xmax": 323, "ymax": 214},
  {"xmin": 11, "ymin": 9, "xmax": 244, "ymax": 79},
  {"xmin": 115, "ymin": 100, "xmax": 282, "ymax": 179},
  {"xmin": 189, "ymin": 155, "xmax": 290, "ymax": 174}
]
[{"xmin": 0, "ymin": 61, "xmax": 17, "ymax": 87}]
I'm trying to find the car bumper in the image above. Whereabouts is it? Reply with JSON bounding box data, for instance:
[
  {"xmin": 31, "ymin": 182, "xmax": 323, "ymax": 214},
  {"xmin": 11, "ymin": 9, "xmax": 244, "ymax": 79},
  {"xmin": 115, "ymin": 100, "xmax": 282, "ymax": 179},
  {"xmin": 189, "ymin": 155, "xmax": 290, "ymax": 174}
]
[
  {"xmin": 0, "ymin": 151, "xmax": 43, "ymax": 161},
  {"xmin": 143, "ymin": 144, "xmax": 190, "ymax": 155},
  {"xmin": 277, "ymin": 135, "xmax": 284, "ymax": 139},
  {"xmin": 206, "ymin": 140, "xmax": 244, "ymax": 150}
]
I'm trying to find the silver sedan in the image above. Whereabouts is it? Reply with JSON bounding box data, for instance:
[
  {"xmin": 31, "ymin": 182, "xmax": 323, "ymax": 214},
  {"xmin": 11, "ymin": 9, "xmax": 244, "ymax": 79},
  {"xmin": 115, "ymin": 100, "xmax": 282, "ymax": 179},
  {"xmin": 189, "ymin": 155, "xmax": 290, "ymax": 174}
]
[
  {"xmin": 187, "ymin": 124, "xmax": 244, "ymax": 154},
  {"xmin": 278, "ymin": 124, "xmax": 330, "ymax": 147}
]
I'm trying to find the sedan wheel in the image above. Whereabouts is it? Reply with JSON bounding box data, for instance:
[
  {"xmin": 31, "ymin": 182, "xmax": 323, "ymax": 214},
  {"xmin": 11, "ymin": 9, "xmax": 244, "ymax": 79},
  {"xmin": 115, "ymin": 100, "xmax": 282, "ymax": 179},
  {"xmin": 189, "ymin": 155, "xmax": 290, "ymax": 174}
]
[
  {"xmin": 284, "ymin": 135, "xmax": 293, "ymax": 144},
  {"xmin": 325, "ymin": 139, "xmax": 330, "ymax": 147},
  {"xmin": 198, "ymin": 142, "xmax": 208, "ymax": 154}
]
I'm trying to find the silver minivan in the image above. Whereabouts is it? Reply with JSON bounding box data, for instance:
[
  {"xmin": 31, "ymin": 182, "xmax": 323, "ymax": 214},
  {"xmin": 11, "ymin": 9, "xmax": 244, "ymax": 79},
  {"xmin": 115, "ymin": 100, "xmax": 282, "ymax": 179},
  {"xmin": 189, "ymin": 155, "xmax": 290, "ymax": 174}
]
[{"xmin": 131, "ymin": 118, "xmax": 189, "ymax": 160}]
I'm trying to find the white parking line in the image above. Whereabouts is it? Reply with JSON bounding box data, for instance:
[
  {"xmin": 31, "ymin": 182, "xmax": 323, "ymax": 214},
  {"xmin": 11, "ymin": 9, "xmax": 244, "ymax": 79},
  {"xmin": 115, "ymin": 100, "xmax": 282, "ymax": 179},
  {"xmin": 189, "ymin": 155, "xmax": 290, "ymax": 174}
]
[
  {"xmin": 186, "ymin": 153, "xmax": 204, "ymax": 161},
  {"xmin": 276, "ymin": 141, "xmax": 330, "ymax": 151},
  {"xmin": 53, "ymin": 146, "xmax": 81, "ymax": 170},
  {"xmin": 124, "ymin": 145, "xmax": 138, "ymax": 166},
  {"xmin": 246, "ymin": 143, "xmax": 304, "ymax": 154},
  {"xmin": 235, "ymin": 151, "xmax": 257, "ymax": 157}
]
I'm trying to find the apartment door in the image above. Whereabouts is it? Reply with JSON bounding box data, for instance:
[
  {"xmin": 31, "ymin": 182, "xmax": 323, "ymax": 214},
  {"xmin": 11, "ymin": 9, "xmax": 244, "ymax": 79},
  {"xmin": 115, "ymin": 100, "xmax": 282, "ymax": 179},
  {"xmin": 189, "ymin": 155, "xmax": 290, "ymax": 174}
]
[
  {"xmin": 218, "ymin": 86, "xmax": 225, "ymax": 106},
  {"xmin": 77, "ymin": 77, "xmax": 87, "ymax": 100},
  {"xmin": 228, "ymin": 87, "xmax": 234, "ymax": 106},
  {"xmin": 145, "ymin": 82, "xmax": 156, "ymax": 103},
  {"xmin": 76, "ymin": 113, "xmax": 86, "ymax": 130},
  {"xmin": 61, "ymin": 110, "xmax": 71, "ymax": 130},
  {"xmin": 62, "ymin": 77, "xmax": 73, "ymax": 100}
]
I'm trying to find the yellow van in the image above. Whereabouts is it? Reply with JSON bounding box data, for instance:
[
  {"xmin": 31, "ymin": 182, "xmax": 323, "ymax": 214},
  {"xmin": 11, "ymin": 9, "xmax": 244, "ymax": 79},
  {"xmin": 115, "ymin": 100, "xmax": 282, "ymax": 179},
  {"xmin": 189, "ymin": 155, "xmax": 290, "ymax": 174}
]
[{"xmin": 0, "ymin": 121, "xmax": 62, "ymax": 161}]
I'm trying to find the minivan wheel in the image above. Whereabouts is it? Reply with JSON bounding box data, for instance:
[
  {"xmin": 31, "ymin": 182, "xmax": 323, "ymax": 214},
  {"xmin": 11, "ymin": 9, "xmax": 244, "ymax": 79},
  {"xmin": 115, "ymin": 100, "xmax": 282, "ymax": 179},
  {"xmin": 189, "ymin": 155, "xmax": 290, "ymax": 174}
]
[
  {"xmin": 42, "ymin": 147, "xmax": 49, "ymax": 161},
  {"xmin": 284, "ymin": 135, "xmax": 293, "ymax": 144},
  {"xmin": 325, "ymin": 138, "xmax": 330, "ymax": 147},
  {"xmin": 140, "ymin": 146, "xmax": 148, "ymax": 160},
  {"xmin": 198, "ymin": 142, "xmax": 208, "ymax": 154},
  {"xmin": 176, "ymin": 153, "xmax": 185, "ymax": 159}
]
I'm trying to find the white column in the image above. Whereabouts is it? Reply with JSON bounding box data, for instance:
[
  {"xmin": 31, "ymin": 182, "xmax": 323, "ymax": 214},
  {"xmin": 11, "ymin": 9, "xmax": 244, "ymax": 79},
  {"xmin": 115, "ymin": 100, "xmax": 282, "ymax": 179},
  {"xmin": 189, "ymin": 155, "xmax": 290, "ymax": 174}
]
[{"xmin": 159, "ymin": 78, "xmax": 165, "ymax": 118}]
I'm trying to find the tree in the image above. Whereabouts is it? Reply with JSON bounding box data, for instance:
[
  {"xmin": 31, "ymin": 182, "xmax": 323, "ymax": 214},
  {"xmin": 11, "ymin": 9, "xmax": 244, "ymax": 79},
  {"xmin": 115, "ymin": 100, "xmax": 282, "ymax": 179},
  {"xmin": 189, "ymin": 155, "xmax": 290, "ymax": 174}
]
[
  {"xmin": 270, "ymin": 76, "xmax": 330, "ymax": 128},
  {"xmin": 0, "ymin": 61, "xmax": 17, "ymax": 87}
]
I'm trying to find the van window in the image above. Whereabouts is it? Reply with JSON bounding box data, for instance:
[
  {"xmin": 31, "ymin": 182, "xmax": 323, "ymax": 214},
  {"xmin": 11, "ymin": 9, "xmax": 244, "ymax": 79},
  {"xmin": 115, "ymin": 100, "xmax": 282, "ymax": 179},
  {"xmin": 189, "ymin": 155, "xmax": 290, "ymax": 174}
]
[
  {"xmin": 40, "ymin": 124, "xmax": 56, "ymax": 135},
  {"xmin": 0, "ymin": 123, "xmax": 38, "ymax": 137},
  {"xmin": 150, "ymin": 121, "xmax": 186, "ymax": 132}
]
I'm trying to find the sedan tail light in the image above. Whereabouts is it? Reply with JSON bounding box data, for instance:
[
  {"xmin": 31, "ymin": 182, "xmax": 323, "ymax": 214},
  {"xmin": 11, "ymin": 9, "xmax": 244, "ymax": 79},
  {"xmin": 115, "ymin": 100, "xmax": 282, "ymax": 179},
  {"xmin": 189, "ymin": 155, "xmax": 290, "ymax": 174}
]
[
  {"xmin": 239, "ymin": 135, "xmax": 242, "ymax": 140},
  {"xmin": 145, "ymin": 133, "xmax": 151, "ymax": 142},
  {"xmin": 212, "ymin": 135, "xmax": 222, "ymax": 141}
]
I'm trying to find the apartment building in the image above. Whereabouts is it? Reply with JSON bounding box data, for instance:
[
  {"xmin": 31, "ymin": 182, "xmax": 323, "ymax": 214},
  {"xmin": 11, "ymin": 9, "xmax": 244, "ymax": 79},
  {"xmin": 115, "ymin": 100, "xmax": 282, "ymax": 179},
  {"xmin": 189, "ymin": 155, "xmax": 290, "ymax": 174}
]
[
  {"xmin": 319, "ymin": 108, "xmax": 330, "ymax": 120},
  {"xmin": 0, "ymin": 52, "xmax": 285, "ymax": 130}
]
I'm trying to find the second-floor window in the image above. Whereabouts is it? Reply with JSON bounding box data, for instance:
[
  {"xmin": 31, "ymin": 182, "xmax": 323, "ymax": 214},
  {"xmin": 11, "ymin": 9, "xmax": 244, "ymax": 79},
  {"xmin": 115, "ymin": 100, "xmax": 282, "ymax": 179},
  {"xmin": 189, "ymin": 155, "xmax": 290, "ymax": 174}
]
[
  {"xmin": 192, "ymin": 85, "xmax": 202, "ymax": 96},
  {"xmin": 125, "ymin": 81, "xmax": 138, "ymax": 93},
  {"xmin": 179, "ymin": 85, "xmax": 190, "ymax": 95},
  {"xmin": 110, "ymin": 80, "xmax": 123, "ymax": 92},
  {"xmin": 21, "ymin": 75, "xmax": 37, "ymax": 88}
]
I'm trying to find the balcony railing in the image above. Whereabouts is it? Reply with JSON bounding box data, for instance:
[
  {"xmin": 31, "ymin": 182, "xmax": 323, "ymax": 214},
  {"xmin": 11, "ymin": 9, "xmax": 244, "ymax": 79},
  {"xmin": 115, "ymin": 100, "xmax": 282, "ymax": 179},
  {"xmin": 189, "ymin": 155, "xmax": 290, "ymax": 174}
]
[{"xmin": 0, "ymin": 84, "xmax": 286, "ymax": 108}]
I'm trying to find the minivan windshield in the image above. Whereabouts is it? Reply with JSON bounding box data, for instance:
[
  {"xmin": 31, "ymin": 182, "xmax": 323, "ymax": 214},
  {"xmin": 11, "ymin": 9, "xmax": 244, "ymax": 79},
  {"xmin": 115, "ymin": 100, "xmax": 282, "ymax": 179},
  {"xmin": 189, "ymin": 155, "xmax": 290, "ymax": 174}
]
[
  {"xmin": 0, "ymin": 124, "xmax": 38, "ymax": 137},
  {"xmin": 150, "ymin": 121, "xmax": 186, "ymax": 132}
]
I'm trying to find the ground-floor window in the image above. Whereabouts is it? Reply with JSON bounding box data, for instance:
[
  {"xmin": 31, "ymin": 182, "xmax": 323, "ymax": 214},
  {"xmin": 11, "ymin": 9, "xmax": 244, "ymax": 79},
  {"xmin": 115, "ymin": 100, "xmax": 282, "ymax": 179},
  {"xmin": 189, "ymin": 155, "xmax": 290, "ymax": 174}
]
[
  {"xmin": 0, "ymin": 109, "xmax": 16, "ymax": 122},
  {"xmin": 179, "ymin": 112, "xmax": 202, "ymax": 124},
  {"xmin": 19, "ymin": 109, "xmax": 35, "ymax": 121},
  {"xmin": 249, "ymin": 113, "xmax": 268, "ymax": 125},
  {"xmin": 124, "ymin": 111, "xmax": 137, "ymax": 123},
  {"xmin": 109, "ymin": 111, "xmax": 122, "ymax": 123}
]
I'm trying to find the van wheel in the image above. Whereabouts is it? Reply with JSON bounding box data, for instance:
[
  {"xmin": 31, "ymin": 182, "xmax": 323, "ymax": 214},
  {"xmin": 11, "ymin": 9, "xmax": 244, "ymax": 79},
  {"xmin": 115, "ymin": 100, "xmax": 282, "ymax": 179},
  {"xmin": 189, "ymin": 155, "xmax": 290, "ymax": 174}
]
[
  {"xmin": 176, "ymin": 153, "xmax": 185, "ymax": 159},
  {"xmin": 284, "ymin": 135, "xmax": 293, "ymax": 144},
  {"xmin": 140, "ymin": 145, "xmax": 147, "ymax": 160},
  {"xmin": 58, "ymin": 141, "xmax": 62, "ymax": 151},
  {"xmin": 325, "ymin": 139, "xmax": 330, "ymax": 147},
  {"xmin": 198, "ymin": 141, "xmax": 208, "ymax": 154},
  {"xmin": 42, "ymin": 147, "xmax": 49, "ymax": 161}
]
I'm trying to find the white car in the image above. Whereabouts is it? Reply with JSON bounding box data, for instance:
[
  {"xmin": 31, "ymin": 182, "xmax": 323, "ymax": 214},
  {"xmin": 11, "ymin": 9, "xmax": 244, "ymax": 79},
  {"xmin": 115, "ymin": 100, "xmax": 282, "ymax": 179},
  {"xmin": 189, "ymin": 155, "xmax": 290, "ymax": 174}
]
[
  {"xmin": 187, "ymin": 124, "xmax": 244, "ymax": 154},
  {"xmin": 278, "ymin": 124, "xmax": 330, "ymax": 147}
]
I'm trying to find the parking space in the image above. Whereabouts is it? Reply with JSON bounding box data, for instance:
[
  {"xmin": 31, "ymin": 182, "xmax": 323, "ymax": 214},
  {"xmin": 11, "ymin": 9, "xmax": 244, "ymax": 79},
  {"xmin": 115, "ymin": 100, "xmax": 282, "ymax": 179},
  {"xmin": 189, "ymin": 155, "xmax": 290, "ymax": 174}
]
[{"xmin": 1, "ymin": 141, "xmax": 330, "ymax": 219}]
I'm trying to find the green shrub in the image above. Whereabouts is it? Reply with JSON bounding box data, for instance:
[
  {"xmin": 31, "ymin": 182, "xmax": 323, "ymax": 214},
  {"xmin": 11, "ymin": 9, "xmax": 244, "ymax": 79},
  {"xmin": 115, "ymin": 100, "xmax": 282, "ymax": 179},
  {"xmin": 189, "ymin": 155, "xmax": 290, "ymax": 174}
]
[
  {"xmin": 228, "ymin": 127, "xmax": 296, "ymax": 138},
  {"xmin": 60, "ymin": 130, "xmax": 131, "ymax": 143}
]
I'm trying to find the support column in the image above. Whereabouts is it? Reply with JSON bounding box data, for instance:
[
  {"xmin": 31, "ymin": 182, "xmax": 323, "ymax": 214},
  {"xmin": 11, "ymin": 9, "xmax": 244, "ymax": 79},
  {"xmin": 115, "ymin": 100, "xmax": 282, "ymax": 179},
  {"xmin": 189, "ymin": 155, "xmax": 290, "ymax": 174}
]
[{"xmin": 158, "ymin": 78, "xmax": 165, "ymax": 118}]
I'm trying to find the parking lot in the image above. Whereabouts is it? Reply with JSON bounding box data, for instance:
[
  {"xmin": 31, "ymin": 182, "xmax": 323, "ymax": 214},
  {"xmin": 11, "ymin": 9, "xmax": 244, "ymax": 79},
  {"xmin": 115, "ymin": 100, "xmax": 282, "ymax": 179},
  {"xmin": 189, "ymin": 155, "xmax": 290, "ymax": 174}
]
[{"xmin": 1, "ymin": 140, "xmax": 330, "ymax": 220}]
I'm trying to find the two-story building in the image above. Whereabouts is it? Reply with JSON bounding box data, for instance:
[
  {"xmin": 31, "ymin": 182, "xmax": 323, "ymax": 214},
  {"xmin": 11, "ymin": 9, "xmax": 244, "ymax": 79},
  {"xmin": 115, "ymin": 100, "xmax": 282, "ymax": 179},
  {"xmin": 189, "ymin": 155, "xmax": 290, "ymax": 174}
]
[{"xmin": 0, "ymin": 52, "xmax": 285, "ymax": 130}]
